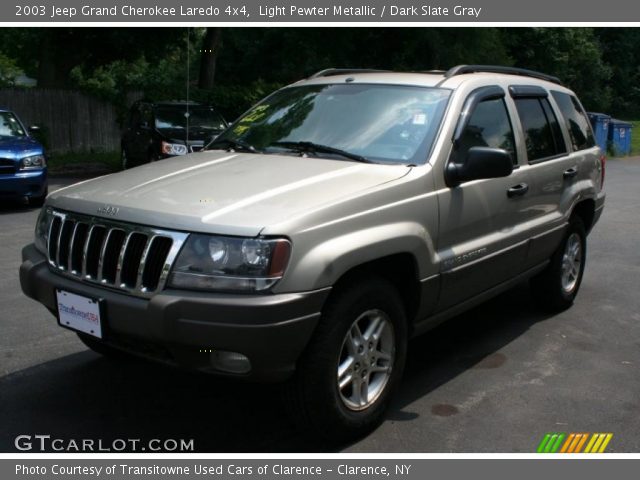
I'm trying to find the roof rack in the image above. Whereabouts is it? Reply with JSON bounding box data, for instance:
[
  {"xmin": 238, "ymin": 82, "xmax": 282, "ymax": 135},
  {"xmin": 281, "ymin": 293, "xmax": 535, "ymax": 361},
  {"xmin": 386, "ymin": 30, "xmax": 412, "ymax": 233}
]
[
  {"xmin": 308, "ymin": 68, "xmax": 389, "ymax": 79},
  {"xmin": 444, "ymin": 65, "xmax": 563, "ymax": 85}
]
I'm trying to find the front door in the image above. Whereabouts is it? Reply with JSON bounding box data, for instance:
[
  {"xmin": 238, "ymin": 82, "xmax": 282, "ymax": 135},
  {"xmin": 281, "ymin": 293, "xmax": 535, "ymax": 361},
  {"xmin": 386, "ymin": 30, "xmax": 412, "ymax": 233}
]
[{"xmin": 435, "ymin": 88, "xmax": 535, "ymax": 311}]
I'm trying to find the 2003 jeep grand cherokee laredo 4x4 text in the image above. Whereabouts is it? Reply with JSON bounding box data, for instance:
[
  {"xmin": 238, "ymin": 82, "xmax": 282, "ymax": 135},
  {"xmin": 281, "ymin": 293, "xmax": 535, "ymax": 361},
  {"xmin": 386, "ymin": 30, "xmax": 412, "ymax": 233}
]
[{"xmin": 20, "ymin": 65, "xmax": 605, "ymax": 440}]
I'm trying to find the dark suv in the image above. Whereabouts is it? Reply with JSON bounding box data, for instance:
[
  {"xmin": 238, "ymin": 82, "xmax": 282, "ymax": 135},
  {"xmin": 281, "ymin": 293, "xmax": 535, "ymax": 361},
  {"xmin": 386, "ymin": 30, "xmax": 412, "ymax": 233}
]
[{"xmin": 120, "ymin": 101, "xmax": 227, "ymax": 169}]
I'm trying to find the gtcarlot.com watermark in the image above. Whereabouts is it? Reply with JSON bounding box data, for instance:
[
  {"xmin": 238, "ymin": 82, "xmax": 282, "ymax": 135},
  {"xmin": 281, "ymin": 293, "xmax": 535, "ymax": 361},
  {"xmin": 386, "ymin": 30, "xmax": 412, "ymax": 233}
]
[{"xmin": 15, "ymin": 435, "xmax": 194, "ymax": 452}]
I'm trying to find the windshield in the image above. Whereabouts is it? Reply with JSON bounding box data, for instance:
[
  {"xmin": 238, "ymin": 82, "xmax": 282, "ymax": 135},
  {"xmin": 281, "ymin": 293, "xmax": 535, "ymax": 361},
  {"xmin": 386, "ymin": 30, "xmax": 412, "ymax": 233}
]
[
  {"xmin": 155, "ymin": 106, "xmax": 226, "ymax": 131},
  {"xmin": 0, "ymin": 112, "xmax": 26, "ymax": 138},
  {"xmin": 211, "ymin": 84, "xmax": 451, "ymax": 164}
]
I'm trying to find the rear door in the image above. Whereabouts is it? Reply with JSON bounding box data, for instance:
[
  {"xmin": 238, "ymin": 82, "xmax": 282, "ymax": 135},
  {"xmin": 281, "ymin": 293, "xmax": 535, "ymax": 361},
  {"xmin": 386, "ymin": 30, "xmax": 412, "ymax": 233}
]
[{"xmin": 509, "ymin": 87, "xmax": 595, "ymax": 270}]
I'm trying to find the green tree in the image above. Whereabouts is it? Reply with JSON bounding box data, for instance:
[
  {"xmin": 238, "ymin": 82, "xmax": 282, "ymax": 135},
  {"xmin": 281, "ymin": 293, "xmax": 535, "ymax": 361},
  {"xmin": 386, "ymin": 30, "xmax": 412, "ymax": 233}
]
[
  {"xmin": 0, "ymin": 53, "xmax": 23, "ymax": 86},
  {"xmin": 595, "ymin": 28, "xmax": 640, "ymax": 116},
  {"xmin": 505, "ymin": 28, "xmax": 612, "ymax": 111}
]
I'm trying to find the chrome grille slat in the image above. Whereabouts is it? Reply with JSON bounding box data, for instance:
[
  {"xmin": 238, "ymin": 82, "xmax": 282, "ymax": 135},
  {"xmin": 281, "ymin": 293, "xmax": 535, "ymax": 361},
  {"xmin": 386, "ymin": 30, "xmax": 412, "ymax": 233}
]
[
  {"xmin": 101, "ymin": 229, "xmax": 126, "ymax": 285},
  {"xmin": 59, "ymin": 219, "xmax": 77, "ymax": 271},
  {"xmin": 121, "ymin": 233, "xmax": 148, "ymax": 288},
  {"xmin": 85, "ymin": 225, "xmax": 107, "ymax": 279},
  {"xmin": 67, "ymin": 222, "xmax": 81, "ymax": 272},
  {"xmin": 55, "ymin": 217, "xmax": 66, "ymax": 268},
  {"xmin": 135, "ymin": 235, "xmax": 156, "ymax": 290},
  {"xmin": 45, "ymin": 209, "xmax": 189, "ymax": 298},
  {"xmin": 47, "ymin": 215, "xmax": 62, "ymax": 266},
  {"xmin": 96, "ymin": 228, "xmax": 114, "ymax": 283},
  {"xmin": 142, "ymin": 236, "xmax": 174, "ymax": 292},
  {"xmin": 70, "ymin": 222, "xmax": 89, "ymax": 274},
  {"xmin": 81, "ymin": 225, "xmax": 96, "ymax": 278},
  {"xmin": 115, "ymin": 232, "xmax": 133, "ymax": 287}
]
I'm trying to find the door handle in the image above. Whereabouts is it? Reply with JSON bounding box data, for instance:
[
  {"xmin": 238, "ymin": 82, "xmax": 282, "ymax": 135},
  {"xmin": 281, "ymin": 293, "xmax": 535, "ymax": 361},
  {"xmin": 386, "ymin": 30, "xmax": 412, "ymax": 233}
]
[
  {"xmin": 507, "ymin": 183, "xmax": 529, "ymax": 198},
  {"xmin": 563, "ymin": 166, "xmax": 578, "ymax": 179}
]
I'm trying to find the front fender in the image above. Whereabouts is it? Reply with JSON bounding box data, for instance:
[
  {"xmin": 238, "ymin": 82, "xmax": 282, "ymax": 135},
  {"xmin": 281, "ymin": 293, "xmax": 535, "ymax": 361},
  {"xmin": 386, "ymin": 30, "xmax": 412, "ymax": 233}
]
[{"xmin": 276, "ymin": 221, "xmax": 437, "ymax": 292}]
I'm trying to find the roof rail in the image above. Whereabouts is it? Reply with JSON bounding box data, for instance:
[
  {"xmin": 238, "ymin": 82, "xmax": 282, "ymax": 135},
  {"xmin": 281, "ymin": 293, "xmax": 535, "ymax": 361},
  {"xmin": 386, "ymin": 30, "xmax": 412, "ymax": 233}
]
[
  {"xmin": 308, "ymin": 68, "xmax": 389, "ymax": 79},
  {"xmin": 444, "ymin": 65, "xmax": 563, "ymax": 85}
]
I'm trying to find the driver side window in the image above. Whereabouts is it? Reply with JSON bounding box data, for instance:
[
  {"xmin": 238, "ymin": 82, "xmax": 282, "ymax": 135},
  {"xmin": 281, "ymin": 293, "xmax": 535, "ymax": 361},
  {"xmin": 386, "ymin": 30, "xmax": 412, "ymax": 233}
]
[{"xmin": 458, "ymin": 98, "xmax": 516, "ymax": 164}]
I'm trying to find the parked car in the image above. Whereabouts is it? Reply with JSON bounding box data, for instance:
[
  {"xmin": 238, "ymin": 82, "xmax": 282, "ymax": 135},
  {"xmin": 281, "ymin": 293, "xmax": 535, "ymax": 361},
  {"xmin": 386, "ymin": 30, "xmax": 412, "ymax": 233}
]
[
  {"xmin": 20, "ymin": 66, "xmax": 605, "ymax": 440},
  {"xmin": 0, "ymin": 107, "xmax": 47, "ymax": 206},
  {"xmin": 120, "ymin": 100, "xmax": 227, "ymax": 169}
]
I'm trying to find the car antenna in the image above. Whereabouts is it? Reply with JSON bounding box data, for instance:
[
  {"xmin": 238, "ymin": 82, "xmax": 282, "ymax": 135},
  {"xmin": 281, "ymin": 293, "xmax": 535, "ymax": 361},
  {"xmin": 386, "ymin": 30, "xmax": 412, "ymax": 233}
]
[{"xmin": 185, "ymin": 27, "xmax": 190, "ymax": 148}]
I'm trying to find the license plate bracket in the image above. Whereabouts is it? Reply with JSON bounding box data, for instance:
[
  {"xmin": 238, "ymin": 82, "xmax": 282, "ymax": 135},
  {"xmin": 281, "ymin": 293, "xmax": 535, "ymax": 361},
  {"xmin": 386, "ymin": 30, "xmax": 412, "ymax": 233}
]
[{"xmin": 56, "ymin": 289, "xmax": 103, "ymax": 339}]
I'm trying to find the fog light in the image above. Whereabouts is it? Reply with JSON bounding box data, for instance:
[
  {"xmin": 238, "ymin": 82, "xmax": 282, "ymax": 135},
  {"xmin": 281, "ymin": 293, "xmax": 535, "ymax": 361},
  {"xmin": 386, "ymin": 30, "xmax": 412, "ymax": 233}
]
[{"xmin": 210, "ymin": 350, "xmax": 251, "ymax": 374}]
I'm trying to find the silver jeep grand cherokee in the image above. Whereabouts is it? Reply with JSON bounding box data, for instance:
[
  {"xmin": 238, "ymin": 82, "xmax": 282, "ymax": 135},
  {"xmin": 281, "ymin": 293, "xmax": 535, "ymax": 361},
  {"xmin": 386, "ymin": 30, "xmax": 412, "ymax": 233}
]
[{"xmin": 20, "ymin": 65, "xmax": 605, "ymax": 440}]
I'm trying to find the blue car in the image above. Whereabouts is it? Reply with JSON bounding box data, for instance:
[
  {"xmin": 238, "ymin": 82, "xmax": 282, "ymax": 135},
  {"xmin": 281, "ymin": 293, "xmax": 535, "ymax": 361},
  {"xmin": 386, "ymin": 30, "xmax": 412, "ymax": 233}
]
[{"xmin": 0, "ymin": 108, "xmax": 48, "ymax": 207}]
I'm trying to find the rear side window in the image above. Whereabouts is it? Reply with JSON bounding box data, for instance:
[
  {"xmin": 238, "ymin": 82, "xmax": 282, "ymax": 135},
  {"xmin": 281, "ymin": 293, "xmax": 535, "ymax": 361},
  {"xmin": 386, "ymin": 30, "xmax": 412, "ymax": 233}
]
[
  {"xmin": 551, "ymin": 91, "xmax": 596, "ymax": 151},
  {"xmin": 514, "ymin": 97, "xmax": 566, "ymax": 162},
  {"xmin": 458, "ymin": 98, "xmax": 516, "ymax": 164}
]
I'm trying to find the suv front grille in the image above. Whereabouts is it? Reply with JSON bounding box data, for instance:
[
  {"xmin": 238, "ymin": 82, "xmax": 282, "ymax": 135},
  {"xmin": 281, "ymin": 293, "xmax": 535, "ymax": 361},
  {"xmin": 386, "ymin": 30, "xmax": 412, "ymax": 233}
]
[{"xmin": 47, "ymin": 210, "xmax": 188, "ymax": 298}]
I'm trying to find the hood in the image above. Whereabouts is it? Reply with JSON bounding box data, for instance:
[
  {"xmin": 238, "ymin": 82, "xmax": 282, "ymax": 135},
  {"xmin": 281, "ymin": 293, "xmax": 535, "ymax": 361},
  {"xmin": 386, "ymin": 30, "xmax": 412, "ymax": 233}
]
[
  {"xmin": 157, "ymin": 127, "xmax": 221, "ymax": 143},
  {"xmin": 48, "ymin": 151, "xmax": 410, "ymax": 236},
  {"xmin": 0, "ymin": 135, "xmax": 43, "ymax": 160}
]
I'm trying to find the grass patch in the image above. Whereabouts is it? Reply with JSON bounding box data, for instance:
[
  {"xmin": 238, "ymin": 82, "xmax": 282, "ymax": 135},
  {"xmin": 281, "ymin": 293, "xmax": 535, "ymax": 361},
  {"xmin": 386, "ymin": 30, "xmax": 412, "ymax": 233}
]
[
  {"xmin": 629, "ymin": 121, "xmax": 640, "ymax": 156},
  {"xmin": 47, "ymin": 151, "xmax": 120, "ymax": 174}
]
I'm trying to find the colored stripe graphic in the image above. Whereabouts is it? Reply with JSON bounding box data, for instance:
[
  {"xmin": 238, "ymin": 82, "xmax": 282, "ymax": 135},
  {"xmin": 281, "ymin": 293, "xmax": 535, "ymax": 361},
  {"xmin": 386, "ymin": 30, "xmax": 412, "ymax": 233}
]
[
  {"xmin": 584, "ymin": 433, "xmax": 614, "ymax": 453},
  {"xmin": 560, "ymin": 433, "xmax": 575, "ymax": 453},
  {"xmin": 575, "ymin": 433, "xmax": 590, "ymax": 452},
  {"xmin": 537, "ymin": 433, "xmax": 613, "ymax": 453},
  {"xmin": 537, "ymin": 433, "xmax": 552, "ymax": 453}
]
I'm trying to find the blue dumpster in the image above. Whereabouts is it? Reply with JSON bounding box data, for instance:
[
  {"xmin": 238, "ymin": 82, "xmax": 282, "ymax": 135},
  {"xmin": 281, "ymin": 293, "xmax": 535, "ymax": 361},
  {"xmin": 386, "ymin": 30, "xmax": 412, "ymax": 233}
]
[
  {"xmin": 608, "ymin": 119, "xmax": 632, "ymax": 156},
  {"xmin": 587, "ymin": 112, "xmax": 610, "ymax": 152}
]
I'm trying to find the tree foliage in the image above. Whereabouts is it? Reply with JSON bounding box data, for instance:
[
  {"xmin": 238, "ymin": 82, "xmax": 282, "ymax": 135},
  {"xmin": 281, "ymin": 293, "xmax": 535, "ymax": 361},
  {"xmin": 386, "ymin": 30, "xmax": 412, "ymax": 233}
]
[
  {"xmin": 0, "ymin": 27, "xmax": 638, "ymax": 119},
  {"xmin": 505, "ymin": 28, "xmax": 612, "ymax": 111},
  {"xmin": 0, "ymin": 53, "xmax": 23, "ymax": 86}
]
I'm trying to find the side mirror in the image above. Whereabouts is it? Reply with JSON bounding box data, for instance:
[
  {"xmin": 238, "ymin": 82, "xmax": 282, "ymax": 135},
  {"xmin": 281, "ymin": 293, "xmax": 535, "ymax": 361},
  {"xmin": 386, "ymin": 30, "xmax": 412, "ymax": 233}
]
[
  {"xmin": 28, "ymin": 125, "xmax": 40, "ymax": 133},
  {"xmin": 446, "ymin": 147, "xmax": 513, "ymax": 187}
]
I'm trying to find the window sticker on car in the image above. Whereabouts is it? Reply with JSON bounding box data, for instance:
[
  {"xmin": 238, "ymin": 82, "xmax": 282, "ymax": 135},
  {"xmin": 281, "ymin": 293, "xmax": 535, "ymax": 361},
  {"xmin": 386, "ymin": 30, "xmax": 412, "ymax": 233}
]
[{"xmin": 412, "ymin": 113, "xmax": 427, "ymax": 125}]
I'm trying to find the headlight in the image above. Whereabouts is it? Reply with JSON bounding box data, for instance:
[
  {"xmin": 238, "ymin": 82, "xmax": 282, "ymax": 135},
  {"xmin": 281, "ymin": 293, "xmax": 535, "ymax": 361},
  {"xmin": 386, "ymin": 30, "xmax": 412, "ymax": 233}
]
[
  {"xmin": 20, "ymin": 154, "xmax": 46, "ymax": 170},
  {"xmin": 34, "ymin": 208, "xmax": 52, "ymax": 254},
  {"xmin": 161, "ymin": 141, "xmax": 188, "ymax": 156},
  {"xmin": 168, "ymin": 234, "xmax": 291, "ymax": 292}
]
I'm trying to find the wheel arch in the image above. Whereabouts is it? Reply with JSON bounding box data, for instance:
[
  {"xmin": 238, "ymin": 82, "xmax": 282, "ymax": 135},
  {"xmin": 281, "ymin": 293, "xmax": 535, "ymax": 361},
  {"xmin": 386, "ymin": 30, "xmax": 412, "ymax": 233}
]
[
  {"xmin": 571, "ymin": 198, "xmax": 596, "ymax": 233},
  {"xmin": 325, "ymin": 252, "xmax": 423, "ymax": 329}
]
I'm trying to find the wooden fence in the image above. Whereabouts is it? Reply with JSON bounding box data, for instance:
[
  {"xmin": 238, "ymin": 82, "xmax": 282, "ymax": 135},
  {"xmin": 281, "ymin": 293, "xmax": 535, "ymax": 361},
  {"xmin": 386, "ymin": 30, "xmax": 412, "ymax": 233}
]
[{"xmin": 0, "ymin": 88, "xmax": 121, "ymax": 154}]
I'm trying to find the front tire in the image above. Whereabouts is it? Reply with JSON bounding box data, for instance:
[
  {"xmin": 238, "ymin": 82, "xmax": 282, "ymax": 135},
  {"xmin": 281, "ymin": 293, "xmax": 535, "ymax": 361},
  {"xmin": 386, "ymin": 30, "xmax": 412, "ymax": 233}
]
[
  {"xmin": 286, "ymin": 277, "xmax": 407, "ymax": 442},
  {"xmin": 530, "ymin": 217, "xmax": 587, "ymax": 311}
]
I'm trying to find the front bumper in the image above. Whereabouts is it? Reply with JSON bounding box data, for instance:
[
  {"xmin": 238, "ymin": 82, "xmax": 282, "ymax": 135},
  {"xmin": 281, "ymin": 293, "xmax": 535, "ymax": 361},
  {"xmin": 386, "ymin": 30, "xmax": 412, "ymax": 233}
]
[
  {"xmin": 0, "ymin": 169, "xmax": 47, "ymax": 199},
  {"xmin": 20, "ymin": 244, "xmax": 329, "ymax": 382}
]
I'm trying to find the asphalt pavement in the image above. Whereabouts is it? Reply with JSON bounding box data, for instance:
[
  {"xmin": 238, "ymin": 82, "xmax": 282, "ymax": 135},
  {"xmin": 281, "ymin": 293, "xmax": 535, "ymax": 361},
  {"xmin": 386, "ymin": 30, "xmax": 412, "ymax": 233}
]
[{"xmin": 1, "ymin": 160, "xmax": 639, "ymax": 452}]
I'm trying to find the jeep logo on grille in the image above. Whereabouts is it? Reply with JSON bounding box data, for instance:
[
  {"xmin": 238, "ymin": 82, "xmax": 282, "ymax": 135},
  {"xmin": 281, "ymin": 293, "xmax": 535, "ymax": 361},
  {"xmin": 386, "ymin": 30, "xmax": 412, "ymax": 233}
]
[{"xmin": 97, "ymin": 205, "xmax": 119, "ymax": 216}]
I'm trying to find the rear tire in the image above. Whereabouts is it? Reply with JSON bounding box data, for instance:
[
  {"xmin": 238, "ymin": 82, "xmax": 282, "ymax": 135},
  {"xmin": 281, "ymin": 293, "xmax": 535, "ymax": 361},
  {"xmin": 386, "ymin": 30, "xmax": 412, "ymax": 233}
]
[
  {"xmin": 286, "ymin": 277, "xmax": 407, "ymax": 442},
  {"xmin": 530, "ymin": 217, "xmax": 587, "ymax": 312}
]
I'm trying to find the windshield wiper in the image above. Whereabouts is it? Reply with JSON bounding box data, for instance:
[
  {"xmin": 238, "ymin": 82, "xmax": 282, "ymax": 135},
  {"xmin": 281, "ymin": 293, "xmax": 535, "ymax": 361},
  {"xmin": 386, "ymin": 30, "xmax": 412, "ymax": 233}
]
[
  {"xmin": 207, "ymin": 138, "xmax": 260, "ymax": 153},
  {"xmin": 270, "ymin": 141, "xmax": 371, "ymax": 163}
]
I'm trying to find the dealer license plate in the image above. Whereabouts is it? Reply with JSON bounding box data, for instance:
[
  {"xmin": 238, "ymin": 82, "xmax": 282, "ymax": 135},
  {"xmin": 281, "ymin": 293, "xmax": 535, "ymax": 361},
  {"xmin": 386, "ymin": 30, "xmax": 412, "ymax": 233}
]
[{"xmin": 56, "ymin": 289, "xmax": 103, "ymax": 339}]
